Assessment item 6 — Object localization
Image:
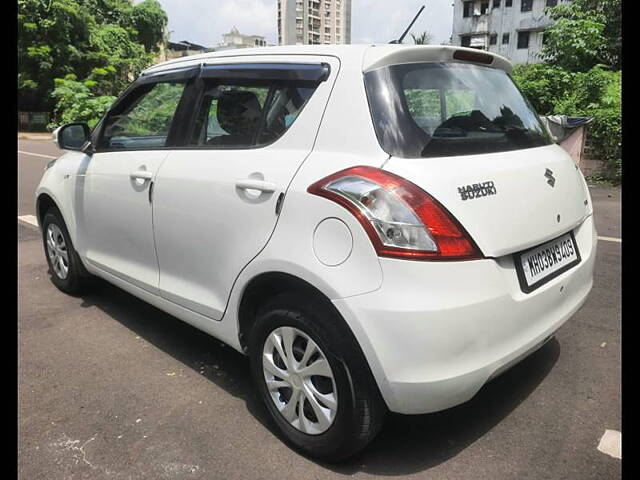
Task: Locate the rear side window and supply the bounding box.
[99,81,186,150]
[364,62,551,158]
[189,79,317,148]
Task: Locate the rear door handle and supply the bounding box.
[130,170,154,181]
[235,179,277,193]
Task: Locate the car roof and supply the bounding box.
[142,44,513,77]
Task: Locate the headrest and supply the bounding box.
[217,91,262,137]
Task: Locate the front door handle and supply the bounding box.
[235,179,277,193]
[130,170,154,181]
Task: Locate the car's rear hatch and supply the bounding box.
[363,46,590,258]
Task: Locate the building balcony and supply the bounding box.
[457,15,489,35]
[517,15,553,32]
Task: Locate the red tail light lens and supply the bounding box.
[308,166,483,261]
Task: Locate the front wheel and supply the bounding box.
[41,207,96,295]
[249,293,386,461]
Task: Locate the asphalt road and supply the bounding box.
[18,139,621,479]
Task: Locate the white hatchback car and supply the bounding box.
[36,44,596,460]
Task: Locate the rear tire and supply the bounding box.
[41,207,97,295]
[249,292,386,462]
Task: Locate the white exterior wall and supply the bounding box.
[278,0,351,45]
[451,0,570,65]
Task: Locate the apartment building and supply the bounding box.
[278,0,351,45]
[452,0,571,64]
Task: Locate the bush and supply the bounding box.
[511,64,574,115]
[512,65,621,183]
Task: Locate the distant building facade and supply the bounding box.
[452,0,571,64]
[217,27,268,50]
[278,0,351,45]
[159,40,207,61]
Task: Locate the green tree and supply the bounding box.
[18,0,95,111]
[540,5,606,72]
[541,0,620,71]
[49,74,117,129]
[131,0,169,53]
[18,0,168,114]
[411,32,432,45]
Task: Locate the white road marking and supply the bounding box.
[18,215,39,227]
[18,150,56,159]
[598,236,622,243]
[597,429,621,459]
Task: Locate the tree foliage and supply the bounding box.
[411,31,432,45]
[18,0,167,113]
[541,0,620,71]
[50,75,117,129]
[512,65,621,181]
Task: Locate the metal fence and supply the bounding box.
[18,111,50,132]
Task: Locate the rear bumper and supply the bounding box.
[333,215,597,414]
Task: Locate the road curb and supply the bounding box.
[18,132,52,140]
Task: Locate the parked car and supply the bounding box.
[36,44,597,461]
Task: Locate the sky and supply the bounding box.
[141,0,454,48]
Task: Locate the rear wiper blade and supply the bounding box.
[433,126,468,138]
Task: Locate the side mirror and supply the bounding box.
[53,123,91,151]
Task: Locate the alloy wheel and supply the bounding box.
[46,223,69,280]
[262,326,338,435]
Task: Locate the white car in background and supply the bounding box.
[37,44,596,461]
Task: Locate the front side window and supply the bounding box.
[99,82,186,150]
[190,79,317,148]
[364,62,551,158]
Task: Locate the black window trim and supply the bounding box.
[92,62,330,153]
[177,63,329,152]
[93,66,200,153]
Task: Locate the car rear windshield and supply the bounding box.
[364,62,552,158]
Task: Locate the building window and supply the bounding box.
[521,0,533,12]
[493,0,501,7]
[502,32,510,44]
[463,1,473,17]
[489,34,497,45]
[481,2,489,14]
[546,0,558,6]
[517,31,530,48]
[461,35,471,47]
[506,0,513,6]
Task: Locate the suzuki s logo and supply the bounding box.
[545,168,556,187]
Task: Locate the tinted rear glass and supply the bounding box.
[364,63,552,158]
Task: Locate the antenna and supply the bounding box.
[390,5,426,44]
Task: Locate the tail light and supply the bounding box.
[307,166,482,261]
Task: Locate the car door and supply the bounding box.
[152,58,338,319]
[80,73,192,293]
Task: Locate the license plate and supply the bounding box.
[514,231,581,293]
